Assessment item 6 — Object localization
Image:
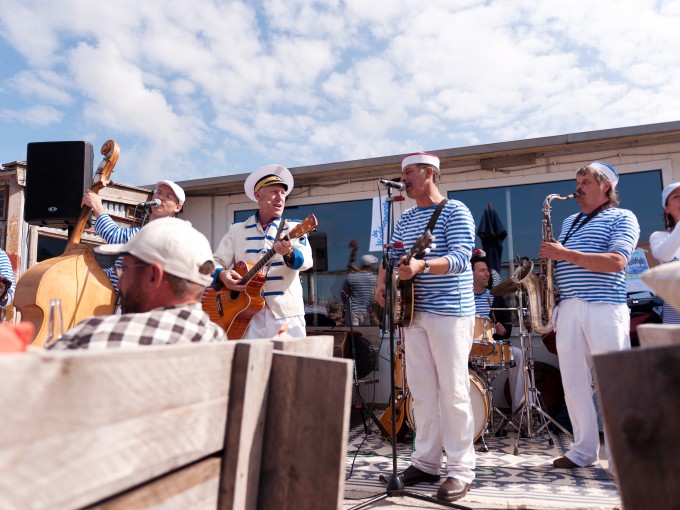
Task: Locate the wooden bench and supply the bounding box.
[0,335,352,510]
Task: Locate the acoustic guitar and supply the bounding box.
[392,231,433,327]
[203,214,318,339]
[15,141,119,347]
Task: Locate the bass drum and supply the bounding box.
[406,370,489,441]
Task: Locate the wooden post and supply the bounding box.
[593,345,680,509]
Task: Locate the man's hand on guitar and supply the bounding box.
[397,256,425,281]
[219,269,246,292]
[273,239,293,257]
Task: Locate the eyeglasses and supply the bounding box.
[115,263,148,278]
[153,189,177,202]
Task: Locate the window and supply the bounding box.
[449,170,663,279]
[0,186,7,221]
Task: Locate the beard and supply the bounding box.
[119,288,144,314]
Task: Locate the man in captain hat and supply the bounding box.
[212,164,313,338]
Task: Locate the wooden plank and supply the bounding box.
[91,457,221,509]
[219,341,273,510]
[592,345,680,510]
[637,324,680,348]
[0,343,235,510]
[257,352,353,510]
[271,335,334,358]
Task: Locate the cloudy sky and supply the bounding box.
[1,0,679,185]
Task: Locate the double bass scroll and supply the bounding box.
[15,141,120,347]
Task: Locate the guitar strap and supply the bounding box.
[262,218,287,278]
[415,199,447,259]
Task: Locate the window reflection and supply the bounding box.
[449,170,662,280]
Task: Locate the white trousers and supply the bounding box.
[244,306,307,339]
[405,312,476,483]
[554,298,630,470]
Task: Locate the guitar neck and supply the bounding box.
[241,248,277,285]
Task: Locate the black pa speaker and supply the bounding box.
[25,141,94,227]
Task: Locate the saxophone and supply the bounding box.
[513,192,578,334]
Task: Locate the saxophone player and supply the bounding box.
[538,162,639,476]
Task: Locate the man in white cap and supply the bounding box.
[538,161,639,475]
[48,217,226,349]
[212,164,313,338]
[82,180,185,289]
[342,253,379,326]
[374,152,477,502]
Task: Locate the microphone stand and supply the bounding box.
[350,185,471,510]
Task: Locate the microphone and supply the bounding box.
[138,199,162,207]
[379,179,406,191]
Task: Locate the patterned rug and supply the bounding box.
[344,419,621,510]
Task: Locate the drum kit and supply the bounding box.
[388,273,571,454]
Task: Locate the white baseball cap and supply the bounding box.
[361,254,378,267]
[661,182,680,208]
[157,180,186,205]
[96,217,213,286]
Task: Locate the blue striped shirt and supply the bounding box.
[554,207,640,304]
[474,289,491,317]
[391,200,475,316]
[0,249,15,308]
[94,214,141,288]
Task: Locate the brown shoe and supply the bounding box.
[436,477,471,502]
[398,465,440,486]
[553,456,581,469]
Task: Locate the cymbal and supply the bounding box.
[490,278,519,296]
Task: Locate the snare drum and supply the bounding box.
[480,340,514,369]
[405,370,489,441]
[469,315,494,357]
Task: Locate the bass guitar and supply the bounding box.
[15,141,119,347]
[393,231,433,327]
[203,214,318,339]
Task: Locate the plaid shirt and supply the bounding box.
[47,303,226,350]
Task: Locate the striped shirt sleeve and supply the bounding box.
[0,249,15,307]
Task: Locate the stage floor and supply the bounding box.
[343,419,620,510]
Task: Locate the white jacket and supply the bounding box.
[213,214,313,319]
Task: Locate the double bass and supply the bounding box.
[15,141,120,347]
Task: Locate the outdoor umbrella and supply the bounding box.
[477,203,507,273]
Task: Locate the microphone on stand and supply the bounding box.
[138,199,162,208]
[379,179,406,191]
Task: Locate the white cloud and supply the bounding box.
[1,0,679,182]
[0,105,64,126]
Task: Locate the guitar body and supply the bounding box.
[203,261,266,340]
[378,389,410,441]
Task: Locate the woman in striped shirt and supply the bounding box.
[539,161,639,476]
[649,182,680,324]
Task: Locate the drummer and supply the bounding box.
[471,253,527,416]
